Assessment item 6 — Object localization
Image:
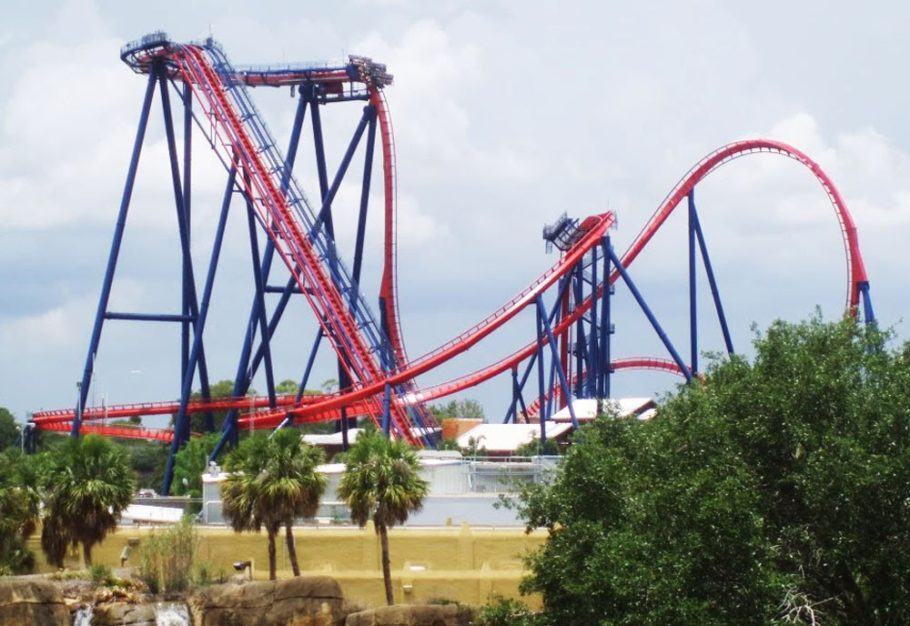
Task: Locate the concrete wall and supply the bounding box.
[201,458,553,527]
[26,523,546,608]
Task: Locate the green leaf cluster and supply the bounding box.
[337,427,429,531]
[516,318,910,625]
[0,450,41,574]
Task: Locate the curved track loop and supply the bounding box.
[620,139,868,308]
[371,139,871,410]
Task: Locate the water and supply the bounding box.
[72,605,93,625]
[155,602,190,626]
[72,602,189,626]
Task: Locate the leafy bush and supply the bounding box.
[192,561,226,587]
[137,518,197,593]
[89,563,114,585]
[515,436,559,457]
[0,450,42,574]
[475,595,537,626]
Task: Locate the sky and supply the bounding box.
[1,0,909,425]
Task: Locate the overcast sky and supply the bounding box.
[2,0,909,424]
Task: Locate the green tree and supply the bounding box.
[0,408,20,451]
[172,433,220,498]
[221,430,326,579]
[0,450,42,573]
[338,427,428,605]
[186,379,255,434]
[126,442,168,491]
[429,399,485,421]
[514,317,910,625]
[40,435,136,567]
[275,379,299,395]
[515,436,559,457]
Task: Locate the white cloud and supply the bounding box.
[354,19,539,184]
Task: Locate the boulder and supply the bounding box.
[190,576,346,626]
[0,578,70,625]
[345,604,475,626]
[93,601,158,625]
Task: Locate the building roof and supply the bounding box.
[302,428,363,447]
[121,504,185,524]
[551,397,655,421]
[456,423,573,453]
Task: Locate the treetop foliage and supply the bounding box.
[515,317,910,625]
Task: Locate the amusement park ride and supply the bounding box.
[27,33,876,494]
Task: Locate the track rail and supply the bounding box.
[620,139,868,308]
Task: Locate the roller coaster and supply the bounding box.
[27,33,875,494]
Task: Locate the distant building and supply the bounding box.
[456,423,573,456]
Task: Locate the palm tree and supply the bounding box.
[266,429,325,576]
[41,435,135,567]
[338,427,428,605]
[221,430,326,579]
[0,450,42,574]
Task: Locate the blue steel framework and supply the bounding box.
[504,187,876,443]
[69,54,404,494]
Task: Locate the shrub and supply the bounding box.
[192,561,226,587]
[137,518,197,593]
[89,563,114,586]
[475,595,537,626]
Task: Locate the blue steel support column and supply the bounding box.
[606,245,693,382]
[515,377,529,421]
[163,167,236,494]
[310,108,373,253]
[859,282,875,324]
[504,367,530,424]
[508,366,520,423]
[338,108,378,449]
[587,246,599,398]
[543,281,566,420]
[502,277,573,423]
[352,111,378,290]
[536,295,578,428]
[282,92,308,192]
[544,353,557,423]
[689,192,734,355]
[308,83,330,202]
[182,83,214,431]
[159,72,213,425]
[73,71,157,436]
[310,100,374,444]
[535,306,547,444]
[688,190,698,374]
[181,82,192,392]
[270,327,325,433]
[573,263,584,398]
[216,91,309,453]
[601,237,612,399]
[244,194,277,408]
[381,383,392,436]
[596,242,609,398]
